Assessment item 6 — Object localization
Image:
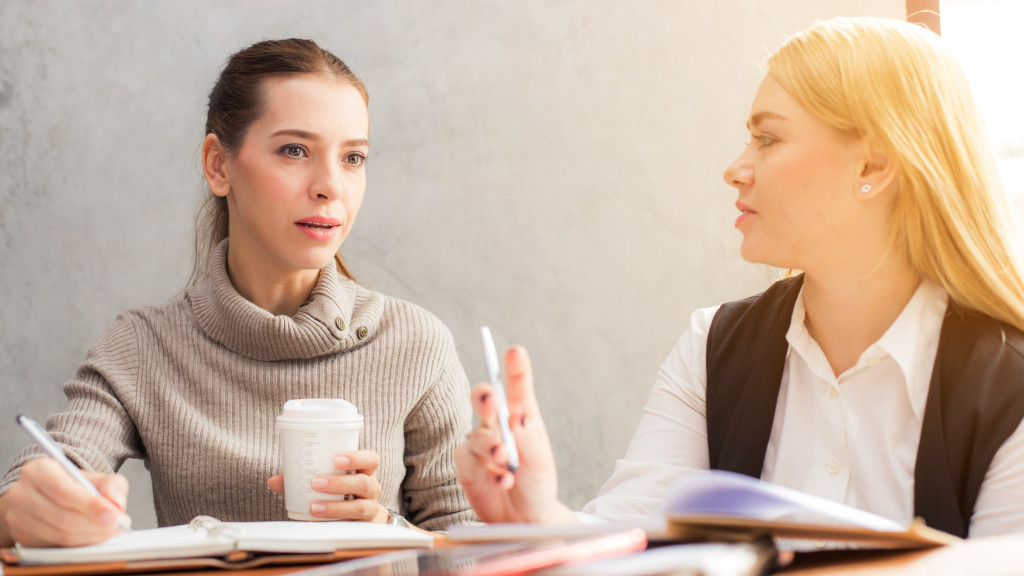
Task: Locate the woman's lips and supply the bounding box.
[734,202,756,228]
[295,216,342,241]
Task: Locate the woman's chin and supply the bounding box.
[738,243,789,270]
[738,242,763,265]
[296,243,346,270]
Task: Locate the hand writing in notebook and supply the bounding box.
[266,449,388,523]
[0,458,131,547]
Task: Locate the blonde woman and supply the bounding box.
[456,17,1024,538]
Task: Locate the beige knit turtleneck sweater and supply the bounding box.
[1,241,476,531]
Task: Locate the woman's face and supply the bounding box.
[722,74,868,271]
[219,75,369,275]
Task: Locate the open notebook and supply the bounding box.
[663,470,960,549]
[0,515,434,574]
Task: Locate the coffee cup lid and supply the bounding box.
[277,398,363,426]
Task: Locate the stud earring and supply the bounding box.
[861,184,872,194]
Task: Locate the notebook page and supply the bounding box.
[663,470,906,531]
[14,524,235,565]
[227,520,434,553]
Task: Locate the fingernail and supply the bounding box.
[311,503,326,515]
[312,477,327,490]
[100,511,117,526]
[335,455,350,468]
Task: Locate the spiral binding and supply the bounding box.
[188,515,244,542]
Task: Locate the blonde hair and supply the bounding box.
[769,17,1024,332]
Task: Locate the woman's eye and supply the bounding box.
[282,145,307,158]
[749,134,775,149]
[344,152,367,167]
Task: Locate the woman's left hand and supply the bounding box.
[268,450,389,523]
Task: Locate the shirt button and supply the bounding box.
[815,539,828,549]
[335,317,346,331]
[826,387,839,400]
[356,326,369,340]
[827,459,841,474]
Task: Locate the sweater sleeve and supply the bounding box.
[400,332,478,531]
[0,313,145,495]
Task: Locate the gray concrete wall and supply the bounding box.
[0,0,903,529]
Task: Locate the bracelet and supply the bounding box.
[386,508,411,529]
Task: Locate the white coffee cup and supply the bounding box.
[277,398,364,521]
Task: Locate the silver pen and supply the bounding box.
[480,326,520,472]
[16,414,133,533]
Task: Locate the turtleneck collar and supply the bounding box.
[187,240,374,361]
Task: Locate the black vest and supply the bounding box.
[705,275,1024,537]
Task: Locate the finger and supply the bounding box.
[24,460,121,522]
[88,472,130,512]
[4,498,105,547]
[454,443,516,503]
[13,462,121,546]
[470,382,498,423]
[311,472,380,500]
[309,498,381,522]
[456,434,516,486]
[6,477,74,544]
[267,474,284,494]
[504,346,537,411]
[465,425,509,469]
[334,450,379,475]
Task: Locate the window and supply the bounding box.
[942,0,1024,227]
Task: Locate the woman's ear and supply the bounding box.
[857,144,897,199]
[202,134,231,198]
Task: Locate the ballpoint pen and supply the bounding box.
[15,414,133,533]
[480,326,520,472]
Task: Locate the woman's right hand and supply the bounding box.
[0,458,130,547]
[454,346,578,524]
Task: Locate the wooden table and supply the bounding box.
[782,533,1024,575]
[4,534,1023,576]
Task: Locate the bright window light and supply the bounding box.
[942,0,1024,230]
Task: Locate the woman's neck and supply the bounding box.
[225,246,321,317]
[801,255,921,377]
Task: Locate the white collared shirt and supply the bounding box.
[581,280,1024,537]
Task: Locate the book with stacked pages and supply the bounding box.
[662,470,960,549]
[0,515,434,575]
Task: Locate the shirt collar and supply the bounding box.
[875,279,948,419]
[785,279,948,419]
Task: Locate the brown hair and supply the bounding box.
[190,38,368,286]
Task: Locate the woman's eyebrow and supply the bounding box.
[269,129,369,148]
[746,111,787,131]
[271,128,320,140]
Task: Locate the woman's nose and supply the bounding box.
[723,153,753,189]
[310,161,344,200]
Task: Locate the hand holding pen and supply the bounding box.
[480,326,520,472]
[2,415,132,547]
[454,335,579,525]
